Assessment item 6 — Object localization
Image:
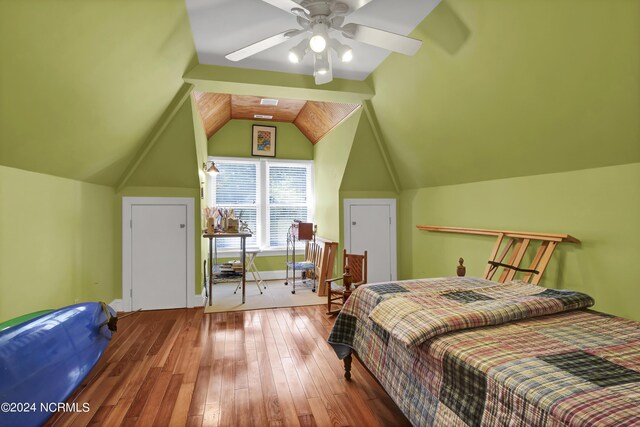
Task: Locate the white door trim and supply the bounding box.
[343,198,397,281]
[122,197,195,312]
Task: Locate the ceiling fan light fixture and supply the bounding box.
[288,39,309,63]
[310,23,328,53]
[332,40,353,62]
[314,52,330,75]
[341,48,353,62]
[288,51,300,63]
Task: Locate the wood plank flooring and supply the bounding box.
[46,305,411,427]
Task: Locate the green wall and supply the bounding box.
[400,163,640,321]
[209,120,313,160]
[335,113,400,274]
[125,102,199,189]
[340,114,396,193]
[0,0,196,185]
[115,97,203,297]
[368,0,640,189]
[313,110,362,242]
[0,165,116,322]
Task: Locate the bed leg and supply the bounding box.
[344,354,352,380]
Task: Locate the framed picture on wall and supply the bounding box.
[252,125,276,157]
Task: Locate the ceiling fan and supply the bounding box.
[225,0,423,85]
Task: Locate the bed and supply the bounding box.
[328,277,640,426]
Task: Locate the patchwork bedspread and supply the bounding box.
[328,277,640,426]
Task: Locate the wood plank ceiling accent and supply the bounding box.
[230,95,307,122]
[193,91,361,144]
[193,92,231,139]
[294,101,360,144]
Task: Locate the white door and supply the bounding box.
[345,199,397,283]
[131,204,188,310]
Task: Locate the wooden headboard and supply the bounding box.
[417,225,580,284]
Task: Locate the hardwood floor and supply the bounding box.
[46,305,411,427]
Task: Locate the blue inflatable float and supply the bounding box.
[0,302,116,427]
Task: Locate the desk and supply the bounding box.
[203,232,252,305]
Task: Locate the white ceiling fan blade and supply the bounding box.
[260,0,309,15]
[342,23,422,56]
[338,0,374,14]
[225,29,304,62]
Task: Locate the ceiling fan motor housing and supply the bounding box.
[301,1,335,18]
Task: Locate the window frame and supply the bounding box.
[208,156,315,255]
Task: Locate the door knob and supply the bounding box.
[352,221,356,225]
[180,224,186,229]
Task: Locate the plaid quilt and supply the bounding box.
[328,277,640,426]
[369,280,594,346]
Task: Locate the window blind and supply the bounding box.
[209,158,313,252]
[268,165,309,248]
[213,162,258,249]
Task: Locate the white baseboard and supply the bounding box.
[109,299,124,312]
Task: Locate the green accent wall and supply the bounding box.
[209,120,313,160]
[114,94,203,297]
[400,163,640,321]
[369,0,640,189]
[340,115,396,193]
[0,0,196,185]
[313,110,362,242]
[336,113,400,274]
[126,102,199,189]
[0,165,116,322]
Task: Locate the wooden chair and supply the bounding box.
[326,250,368,315]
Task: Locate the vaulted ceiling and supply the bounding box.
[0,0,197,186]
[1,0,637,191]
[193,92,360,144]
[369,0,640,189]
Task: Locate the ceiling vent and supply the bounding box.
[259,98,279,106]
[254,114,273,119]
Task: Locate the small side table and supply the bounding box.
[204,232,252,305]
[235,250,266,295]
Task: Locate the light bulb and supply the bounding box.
[309,35,327,53]
[289,39,308,64]
[332,40,353,63]
[341,48,353,62]
[288,51,300,63]
[310,23,328,53]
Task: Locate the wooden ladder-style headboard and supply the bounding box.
[416,226,580,284]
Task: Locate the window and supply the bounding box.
[208,158,314,252]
